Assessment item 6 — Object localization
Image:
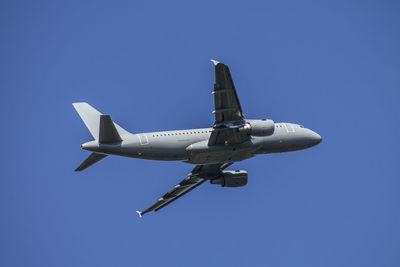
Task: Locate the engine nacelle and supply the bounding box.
[238,119,275,136]
[210,170,248,187]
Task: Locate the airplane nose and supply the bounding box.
[309,131,322,146]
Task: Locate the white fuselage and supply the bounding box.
[82,122,321,165]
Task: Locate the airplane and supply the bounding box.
[73,60,322,217]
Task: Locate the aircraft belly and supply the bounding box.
[257,130,312,154]
[133,145,188,161]
[186,139,261,164]
[187,150,255,164]
[98,136,189,161]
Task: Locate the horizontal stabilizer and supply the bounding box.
[75,152,107,171]
[99,115,122,143]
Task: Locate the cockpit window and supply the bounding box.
[299,125,304,128]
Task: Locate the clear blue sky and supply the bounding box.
[1,1,399,266]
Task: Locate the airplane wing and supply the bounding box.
[136,163,232,217]
[208,60,250,145]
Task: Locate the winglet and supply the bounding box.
[210,59,220,66]
[136,210,143,218]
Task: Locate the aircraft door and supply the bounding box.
[284,123,295,133]
[137,134,149,145]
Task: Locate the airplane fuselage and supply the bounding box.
[82,121,321,165]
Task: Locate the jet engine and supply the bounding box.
[210,170,248,187]
[238,119,275,136]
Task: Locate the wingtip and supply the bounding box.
[210,59,220,66]
[136,210,143,218]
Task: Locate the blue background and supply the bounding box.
[1,1,399,266]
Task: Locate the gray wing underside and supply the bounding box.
[208,60,249,146]
[212,61,244,124]
[137,163,232,217]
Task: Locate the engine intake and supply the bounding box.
[238,119,275,136]
[211,170,248,187]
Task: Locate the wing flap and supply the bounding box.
[154,177,205,212]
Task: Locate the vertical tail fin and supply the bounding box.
[72,102,130,140]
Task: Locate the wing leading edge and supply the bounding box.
[136,163,232,217]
